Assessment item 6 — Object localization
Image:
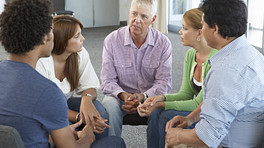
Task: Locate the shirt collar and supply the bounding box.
[124,26,155,48]
[208,34,247,65]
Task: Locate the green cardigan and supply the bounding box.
[164,48,218,111]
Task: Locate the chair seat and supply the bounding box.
[52,10,74,16]
[122,113,148,125]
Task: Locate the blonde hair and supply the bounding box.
[130,0,157,18]
[183,8,203,30]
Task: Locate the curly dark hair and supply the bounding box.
[0,0,53,54]
[199,0,247,38]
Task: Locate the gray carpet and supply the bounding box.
[0,26,263,148]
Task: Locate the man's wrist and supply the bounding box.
[118,92,127,101]
[76,113,80,122]
[176,128,183,145]
[143,93,148,101]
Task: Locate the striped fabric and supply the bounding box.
[195,35,264,148]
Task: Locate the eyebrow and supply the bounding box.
[74,32,80,36]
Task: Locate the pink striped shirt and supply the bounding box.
[100,26,172,98]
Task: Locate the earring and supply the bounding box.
[196,38,200,41]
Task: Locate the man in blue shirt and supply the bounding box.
[0,0,125,148]
[165,0,264,147]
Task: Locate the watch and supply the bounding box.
[85,93,93,98]
[143,93,148,101]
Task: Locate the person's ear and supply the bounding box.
[151,15,157,24]
[197,29,203,38]
[214,24,219,35]
[42,35,48,45]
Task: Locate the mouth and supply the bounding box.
[132,25,140,29]
[180,37,183,42]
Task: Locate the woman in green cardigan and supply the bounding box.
[137,8,218,148]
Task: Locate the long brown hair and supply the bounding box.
[52,15,83,91]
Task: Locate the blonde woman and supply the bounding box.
[138,8,218,148]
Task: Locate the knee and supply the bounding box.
[93,100,108,120]
[108,136,126,148]
[149,108,163,121]
[102,96,122,116]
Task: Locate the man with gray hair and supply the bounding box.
[100,0,172,137]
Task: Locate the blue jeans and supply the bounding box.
[91,136,126,148]
[50,136,126,148]
[147,108,195,148]
[102,95,127,136]
[67,97,109,140]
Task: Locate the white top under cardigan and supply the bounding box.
[36,47,100,100]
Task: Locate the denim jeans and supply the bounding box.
[50,136,126,148]
[67,97,109,140]
[102,95,127,137]
[147,108,194,148]
[91,136,126,148]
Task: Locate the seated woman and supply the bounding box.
[36,15,109,140]
[137,8,218,148]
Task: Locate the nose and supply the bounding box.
[179,28,182,34]
[81,34,85,41]
[135,15,142,23]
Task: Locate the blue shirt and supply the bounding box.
[0,60,69,148]
[195,35,264,148]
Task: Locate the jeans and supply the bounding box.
[67,97,109,140]
[147,108,194,148]
[102,95,127,137]
[50,136,126,148]
[91,136,126,148]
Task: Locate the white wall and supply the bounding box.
[119,0,128,22]
[0,0,5,14]
[65,0,93,28]
[66,0,119,28]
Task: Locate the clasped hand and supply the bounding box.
[121,93,144,114]
[80,98,110,134]
[137,95,165,117]
[165,115,191,147]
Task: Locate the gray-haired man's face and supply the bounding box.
[128,2,155,38]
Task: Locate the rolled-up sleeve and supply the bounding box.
[196,67,246,147]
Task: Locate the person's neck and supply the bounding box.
[216,36,237,51]
[193,40,211,56]
[130,30,148,49]
[52,51,71,63]
[7,51,39,68]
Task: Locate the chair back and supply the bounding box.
[50,0,65,11]
[0,125,25,148]
[50,0,74,16]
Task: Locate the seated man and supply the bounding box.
[0,0,125,148]
[100,0,172,137]
[165,0,264,147]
